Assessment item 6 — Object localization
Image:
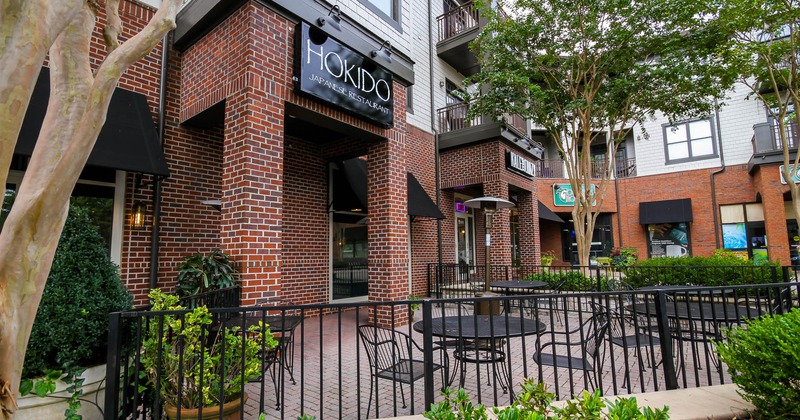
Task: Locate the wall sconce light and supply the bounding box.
[317,5,342,31]
[371,40,392,63]
[131,202,147,229]
[439,80,445,88]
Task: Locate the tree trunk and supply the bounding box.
[0,1,182,417]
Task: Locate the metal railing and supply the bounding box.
[437,1,480,43]
[333,264,368,299]
[437,103,526,135]
[752,121,800,154]
[105,277,800,419]
[534,157,637,179]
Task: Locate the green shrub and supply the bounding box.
[716,309,800,419]
[525,270,612,291]
[23,206,133,377]
[424,379,669,419]
[621,250,778,288]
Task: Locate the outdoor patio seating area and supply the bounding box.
[105,271,800,419]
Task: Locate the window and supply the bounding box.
[406,85,413,114]
[663,119,717,163]
[720,203,767,263]
[360,0,401,29]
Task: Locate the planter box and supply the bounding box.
[16,364,106,420]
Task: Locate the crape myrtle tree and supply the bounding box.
[464,0,737,267]
[0,0,182,417]
[718,0,800,235]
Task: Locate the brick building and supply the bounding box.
[9,0,800,317]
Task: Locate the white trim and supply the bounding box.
[111,171,125,264]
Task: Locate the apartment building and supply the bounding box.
[9,0,795,316]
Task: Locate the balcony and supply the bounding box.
[436,2,481,76]
[749,121,799,170]
[535,157,637,179]
[437,102,540,157]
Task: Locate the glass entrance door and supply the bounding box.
[456,212,475,279]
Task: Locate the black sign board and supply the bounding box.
[505,150,535,178]
[294,22,394,127]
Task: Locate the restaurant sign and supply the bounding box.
[553,183,597,207]
[294,22,394,127]
[505,150,535,178]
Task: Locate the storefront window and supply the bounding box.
[2,168,120,259]
[720,203,767,262]
[647,222,690,258]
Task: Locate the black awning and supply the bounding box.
[538,201,564,223]
[408,172,445,220]
[14,67,170,177]
[639,198,693,224]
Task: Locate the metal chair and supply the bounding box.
[533,313,610,390]
[589,300,659,389]
[254,298,301,385]
[358,325,448,418]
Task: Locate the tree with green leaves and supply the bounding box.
[717,0,800,234]
[465,0,737,267]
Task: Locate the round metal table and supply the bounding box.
[413,314,546,339]
[413,315,546,392]
[490,280,549,292]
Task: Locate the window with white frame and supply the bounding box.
[663,118,717,163]
[360,0,400,28]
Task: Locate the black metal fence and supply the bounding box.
[105,279,800,419]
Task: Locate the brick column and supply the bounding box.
[517,190,540,266]
[367,133,409,326]
[221,85,284,305]
[483,180,513,276]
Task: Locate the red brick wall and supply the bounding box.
[406,125,440,297]
[439,140,540,271]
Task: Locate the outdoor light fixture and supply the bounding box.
[317,4,342,31]
[201,200,222,211]
[370,40,393,63]
[464,196,515,315]
[131,202,147,229]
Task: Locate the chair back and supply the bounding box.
[358,325,413,375]
[583,313,610,364]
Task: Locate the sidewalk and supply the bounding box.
[389,384,754,420]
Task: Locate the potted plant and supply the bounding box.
[540,250,556,268]
[142,290,278,419]
[408,296,422,322]
[176,249,238,296]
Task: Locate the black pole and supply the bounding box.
[654,291,678,389]
[420,299,436,410]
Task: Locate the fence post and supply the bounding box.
[782,265,790,283]
[654,291,678,390]
[105,312,123,419]
[421,299,436,411]
[772,265,779,283]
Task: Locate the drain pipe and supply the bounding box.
[430,0,443,291]
[710,99,726,249]
[149,35,169,290]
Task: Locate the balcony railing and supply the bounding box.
[437,1,480,43]
[752,121,799,154]
[535,157,636,179]
[437,102,526,135]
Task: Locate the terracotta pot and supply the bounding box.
[164,393,247,420]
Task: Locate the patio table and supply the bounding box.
[490,280,549,313]
[413,315,545,393]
